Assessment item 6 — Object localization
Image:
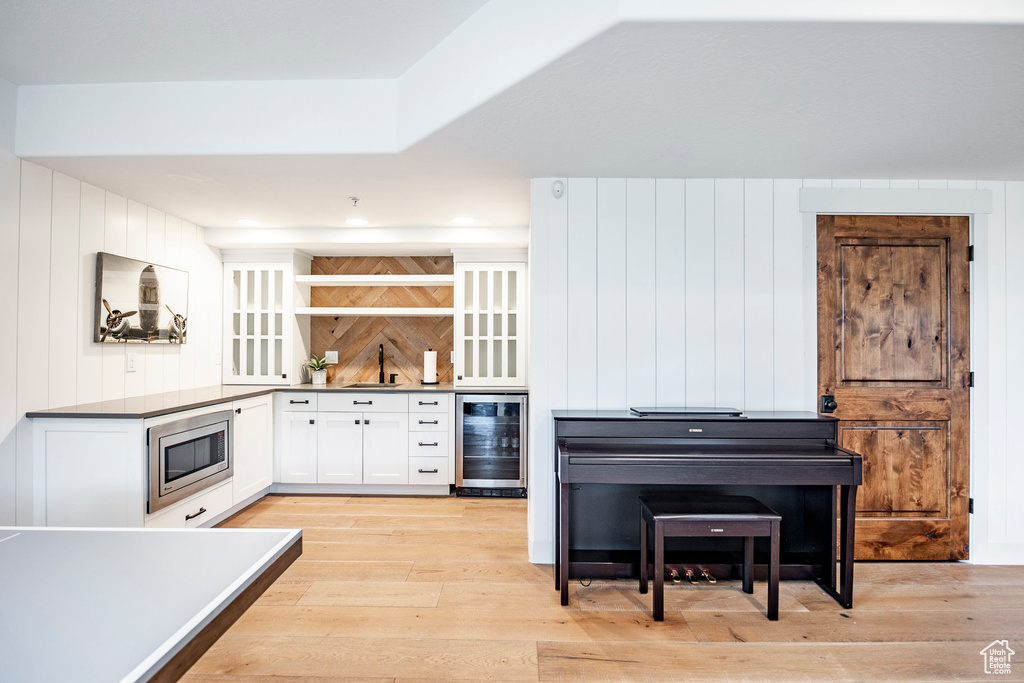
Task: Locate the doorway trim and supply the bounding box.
[798,186,995,563]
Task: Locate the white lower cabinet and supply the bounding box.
[361,413,409,485]
[232,394,273,503]
[279,410,318,483]
[275,392,448,488]
[144,481,234,529]
[317,413,363,483]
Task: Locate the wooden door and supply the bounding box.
[817,215,970,560]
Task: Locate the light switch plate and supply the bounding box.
[325,351,339,364]
[125,353,138,373]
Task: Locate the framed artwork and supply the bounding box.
[94,252,189,344]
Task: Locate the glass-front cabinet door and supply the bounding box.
[223,263,290,384]
[454,262,527,387]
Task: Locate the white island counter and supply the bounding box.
[0,526,301,682]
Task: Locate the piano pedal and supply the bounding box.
[700,567,717,584]
[669,568,682,584]
[683,567,699,585]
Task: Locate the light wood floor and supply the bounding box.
[184,495,1024,682]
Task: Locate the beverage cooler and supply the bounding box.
[456,394,528,497]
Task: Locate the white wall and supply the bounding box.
[5,159,223,525]
[0,78,20,525]
[529,177,1024,565]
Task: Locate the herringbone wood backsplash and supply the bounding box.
[310,256,454,384]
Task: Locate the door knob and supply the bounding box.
[820,395,838,413]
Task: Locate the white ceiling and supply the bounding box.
[3,3,1023,240]
[0,0,490,83]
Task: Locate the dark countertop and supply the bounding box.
[27,383,528,419]
[552,409,835,421]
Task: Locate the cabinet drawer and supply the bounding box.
[409,412,448,432]
[409,431,448,457]
[408,394,449,413]
[144,482,233,529]
[280,392,318,411]
[409,456,448,484]
[319,392,408,413]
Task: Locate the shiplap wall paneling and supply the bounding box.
[684,179,715,407]
[714,179,745,409]
[178,221,198,391]
[101,193,128,402]
[654,179,686,407]
[625,179,657,409]
[1004,182,1024,542]
[527,179,549,557]
[125,199,148,398]
[566,178,597,410]
[0,130,19,525]
[162,215,182,393]
[743,179,774,409]
[596,179,626,409]
[526,178,566,556]
[16,161,52,523]
[145,207,165,397]
[76,183,105,406]
[773,179,804,410]
[48,172,80,411]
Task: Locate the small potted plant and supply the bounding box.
[305,355,329,385]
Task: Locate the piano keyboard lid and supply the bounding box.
[629,406,744,418]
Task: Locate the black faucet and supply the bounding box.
[378,343,385,384]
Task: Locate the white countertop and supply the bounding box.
[0,526,301,683]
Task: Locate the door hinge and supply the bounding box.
[968,245,974,261]
[969,498,974,514]
[969,371,975,387]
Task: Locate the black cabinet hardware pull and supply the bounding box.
[185,507,207,521]
[355,419,360,425]
[309,419,315,425]
[235,408,241,414]
[419,400,438,406]
[418,441,439,447]
[418,419,438,425]
[418,468,439,474]
[354,400,372,405]
[364,420,370,425]
[290,399,309,405]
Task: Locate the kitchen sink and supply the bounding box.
[344,382,404,389]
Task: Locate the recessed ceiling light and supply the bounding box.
[452,216,475,225]
[237,218,263,227]
[345,218,370,227]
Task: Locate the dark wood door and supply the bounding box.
[817,215,970,560]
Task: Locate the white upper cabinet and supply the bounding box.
[222,250,311,385]
[455,262,527,386]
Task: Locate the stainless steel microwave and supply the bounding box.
[147,410,233,513]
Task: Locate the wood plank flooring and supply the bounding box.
[184,495,1024,682]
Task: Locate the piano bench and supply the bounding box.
[638,494,781,621]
